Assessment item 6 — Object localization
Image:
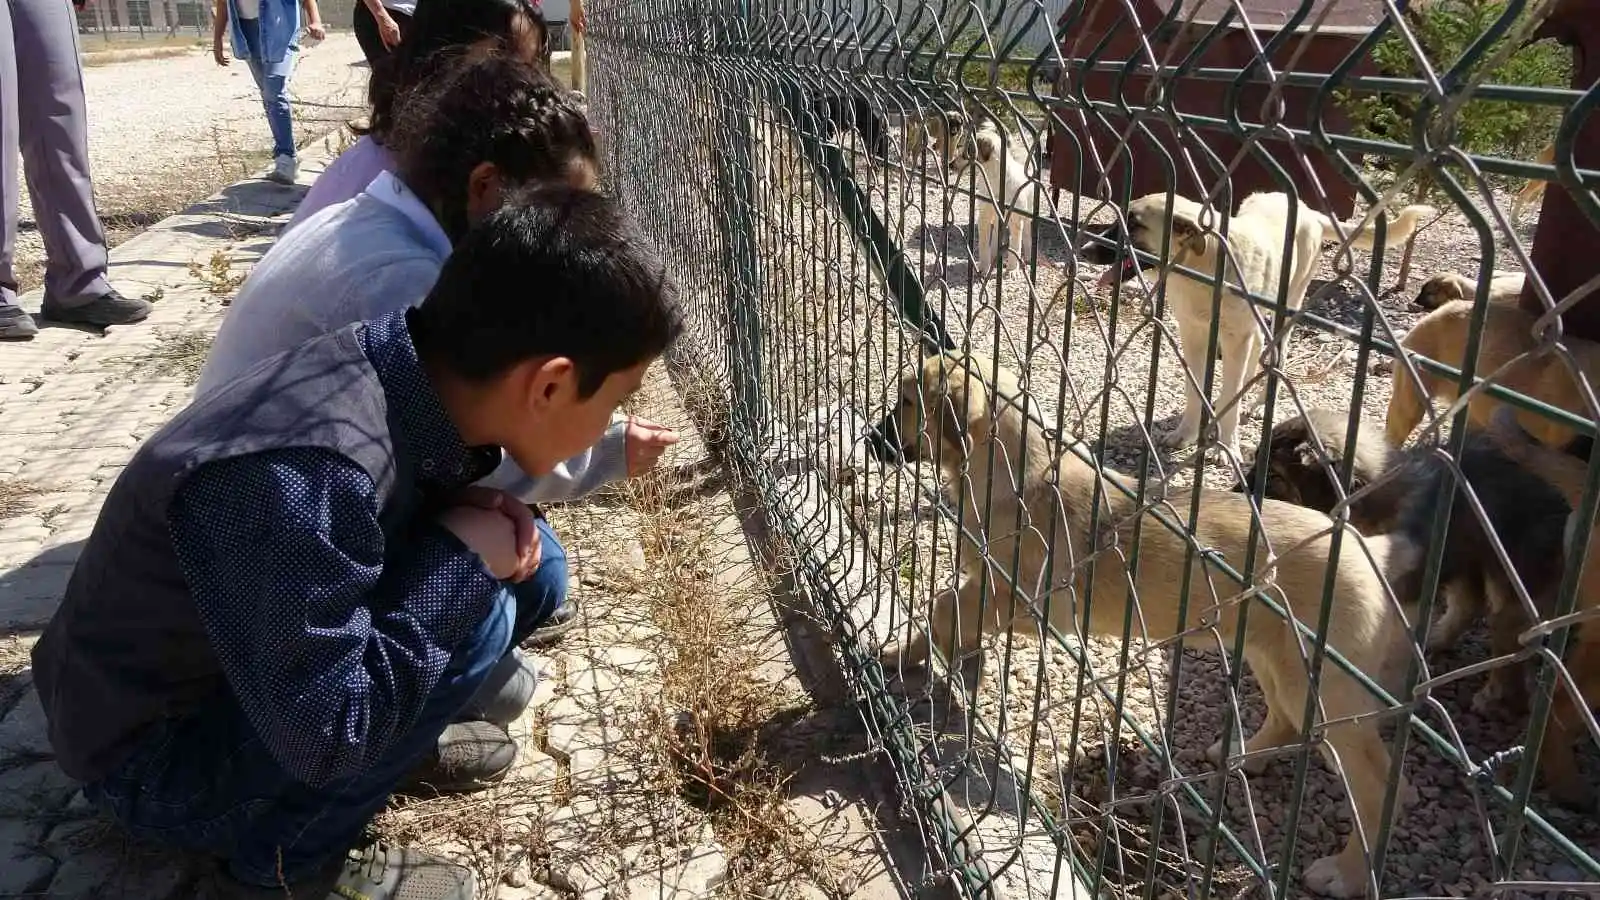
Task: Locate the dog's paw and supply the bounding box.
[1158,422,1200,450]
[1302,853,1365,898]
[1470,674,1527,717]
[877,640,926,676]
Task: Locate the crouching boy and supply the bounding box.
[30,186,681,900]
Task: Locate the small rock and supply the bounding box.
[620,539,648,573]
[503,866,529,888]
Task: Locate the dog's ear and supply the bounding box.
[1168,210,1209,257]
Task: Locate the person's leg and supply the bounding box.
[83,588,517,892]
[351,1,386,68]
[261,52,298,162]
[453,518,571,726]
[11,0,147,325]
[0,0,36,338]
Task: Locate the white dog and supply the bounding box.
[1084,192,1436,458]
[949,121,1047,279]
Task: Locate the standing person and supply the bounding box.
[211,0,325,185]
[288,0,546,232]
[1,0,152,340]
[352,0,409,67]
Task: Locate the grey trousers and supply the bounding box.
[0,0,112,307]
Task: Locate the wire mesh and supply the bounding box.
[584,0,1600,896]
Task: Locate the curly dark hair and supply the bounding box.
[386,48,596,242]
[358,0,548,144]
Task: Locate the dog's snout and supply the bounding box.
[1078,221,1123,266]
[867,413,904,463]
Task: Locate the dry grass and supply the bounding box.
[81,43,202,67]
[0,479,43,522]
[615,466,850,897]
[106,329,214,386]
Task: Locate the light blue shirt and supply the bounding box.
[197,173,629,503]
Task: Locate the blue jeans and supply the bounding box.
[236,17,296,160]
[82,520,568,887]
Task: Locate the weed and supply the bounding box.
[189,250,247,300]
[141,287,166,304]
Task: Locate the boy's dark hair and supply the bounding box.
[386,49,596,242]
[360,0,547,142]
[411,186,683,398]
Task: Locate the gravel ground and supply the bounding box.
[11,33,367,295]
[716,115,1600,898]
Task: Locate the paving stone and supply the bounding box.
[0,687,51,760]
[0,760,79,815]
[43,818,194,900]
[600,646,656,675]
[0,562,73,628]
[511,745,561,786]
[14,448,132,490]
[617,843,730,899]
[0,817,54,895]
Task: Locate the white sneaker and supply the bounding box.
[269,154,298,185]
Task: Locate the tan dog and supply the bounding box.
[1484,407,1600,810]
[871,354,1416,898]
[1412,270,1525,311]
[1386,299,1600,451]
[948,121,1045,279]
[1085,192,1437,458]
[1510,141,1556,224]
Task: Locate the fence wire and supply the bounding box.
[585,1,1600,897]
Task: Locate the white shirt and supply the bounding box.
[382,0,418,15]
[236,0,260,18]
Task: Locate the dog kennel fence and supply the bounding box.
[585,0,1600,897]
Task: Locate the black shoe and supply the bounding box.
[41,288,152,328]
[0,303,37,339]
[398,721,516,795]
[198,838,475,899]
[526,594,582,647]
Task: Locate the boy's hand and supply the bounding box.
[213,38,230,66]
[442,488,542,581]
[306,20,326,40]
[624,416,679,476]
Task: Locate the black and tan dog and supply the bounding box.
[1236,408,1571,717]
[870,354,1419,898]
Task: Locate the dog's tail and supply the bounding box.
[1336,203,1439,252]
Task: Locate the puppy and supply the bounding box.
[948,121,1045,279]
[872,354,1415,898]
[800,92,890,161]
[1412,270,1525,311]
[905,108,969,160]
[1510,141,1556,224]
[1083,192,1436,458]
[1484,406,1600,811]
[1386,298,1600,452]
[1236,408,1571,713]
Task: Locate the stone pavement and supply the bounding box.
[0,140,921,897]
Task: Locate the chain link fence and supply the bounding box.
[585,0,1599,896]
